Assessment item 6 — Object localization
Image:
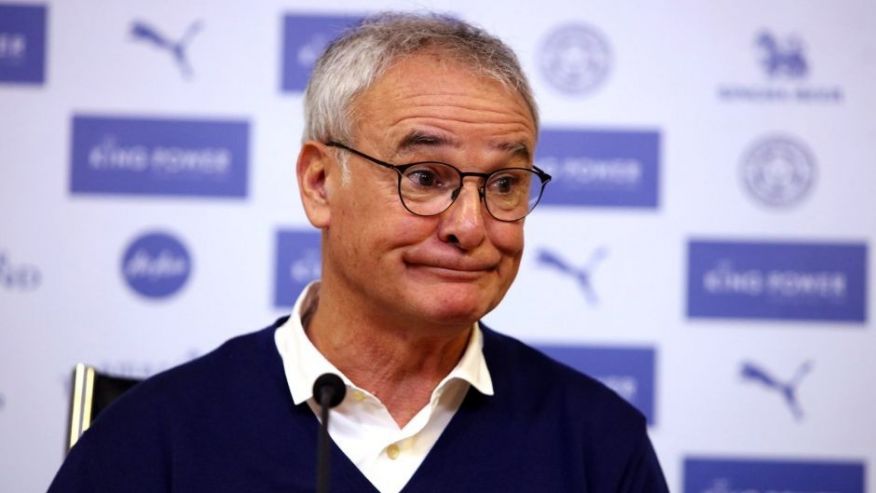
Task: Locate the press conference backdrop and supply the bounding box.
[1,1,873,491]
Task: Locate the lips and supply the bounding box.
[402,254,499,280]
[419,262,492,276]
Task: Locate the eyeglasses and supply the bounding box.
[326,142,551,222]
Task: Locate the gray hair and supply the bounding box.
[302,12,539,145]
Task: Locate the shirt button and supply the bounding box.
[386,444,400,460]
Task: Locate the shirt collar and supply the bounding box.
[439,319,493,397]
[274,282,494,406]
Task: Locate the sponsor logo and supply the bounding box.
[536,129,660,208]
[122,231,191,299]
[741,360,813,420]
[687,240,867,322]
[756,31,807,79]
[130,19,203,78]
[536,247,607,305]
[538,23,611,96]
[274,230,321,307]
[717,30,843,104]
[741,135,816,208]
[536,345,656,424]
[0,4,46,84]
[70,115,249,198]
[281,14,362,92]
[0,250,41,290]
[684,457,865,493]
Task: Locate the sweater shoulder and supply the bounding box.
[147,321,281,390]
[51,319,304,492]
[83,319,286,430]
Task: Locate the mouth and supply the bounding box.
[404,261,498,281]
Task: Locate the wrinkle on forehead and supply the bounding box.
[391,90,533,123]
[348,52,537,148]
[381,93,536,160]
[396,128,532,162]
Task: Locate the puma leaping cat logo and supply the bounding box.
[536,248,607,305]
[130,20,203,78]
[741,360,813,420]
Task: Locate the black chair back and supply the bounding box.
[67,364,141,451]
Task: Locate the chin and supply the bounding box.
[415,292,498,327]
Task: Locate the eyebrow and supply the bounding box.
[493,141,532,163]
[395,130,532,163]
[396,130,459,154]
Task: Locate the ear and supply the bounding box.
[296,140,334,228]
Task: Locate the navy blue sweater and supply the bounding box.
[50,319,668,492]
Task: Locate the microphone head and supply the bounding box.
[313,373,346,409]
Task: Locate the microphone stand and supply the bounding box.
[313,373,346,493]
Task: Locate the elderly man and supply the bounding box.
[51,13,668,493]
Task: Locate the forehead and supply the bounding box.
[349,51,537,151]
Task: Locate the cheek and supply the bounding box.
[379,215,437,253]
[490,222,525,259]
[333,176,409,233]
[348,201,436,259]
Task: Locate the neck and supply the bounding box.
[305,283,472,427]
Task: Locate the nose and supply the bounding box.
[437,180,487,250]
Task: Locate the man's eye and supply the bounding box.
[405,164,455,189]
[408,169,440,187]
[488,174,518,194]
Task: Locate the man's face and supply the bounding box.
[320,51,537,331]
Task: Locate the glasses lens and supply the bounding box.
[399,162,459,215]
[484,169,542,221]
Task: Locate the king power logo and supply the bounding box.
[687,240,867,322]
[740,360,813,421]
[537,345,656,425]
[130,19,203,79]
[684,457,865,493]
[70,115,249,198]
[536,247,606,305]
[536,129,660,208]
[718,30,843,104]
[0,4,46,84]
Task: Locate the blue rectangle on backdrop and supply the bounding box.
[536,345,656,424]
[684,457,865,493]
[687,240,867,322]
[0,4,47,84]
[70,115,249,198]
[535,129,660,208]
[281,14,362,92]
[275,230,322,307]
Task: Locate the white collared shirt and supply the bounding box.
[274,283,494,493]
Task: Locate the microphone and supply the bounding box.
[313,373,346,493]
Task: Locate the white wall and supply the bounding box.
[1,1,873,491]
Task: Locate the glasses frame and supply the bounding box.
[325,141,551,222]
